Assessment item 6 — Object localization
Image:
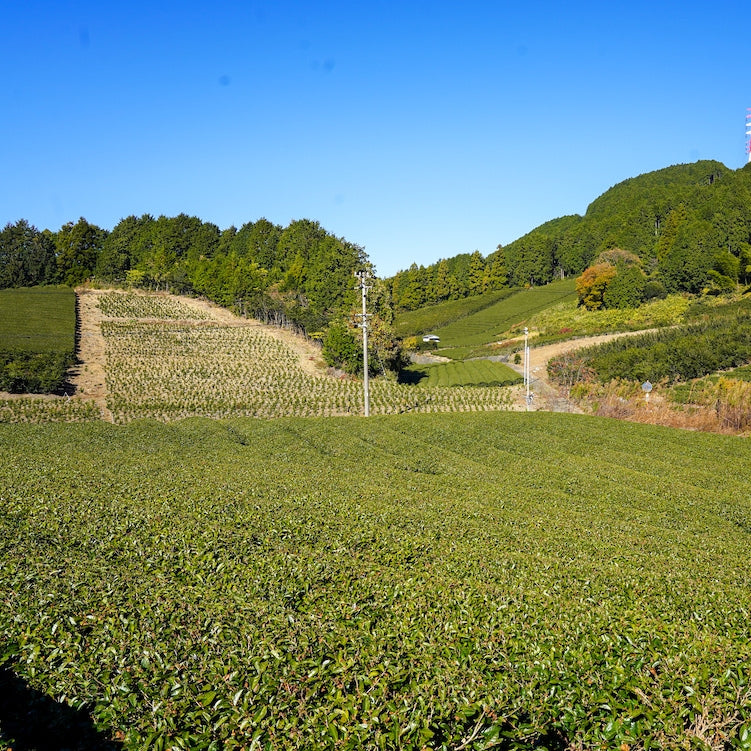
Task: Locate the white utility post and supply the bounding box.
[355,270,371,417]
[523,327,531,410]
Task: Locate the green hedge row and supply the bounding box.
[0,349,74,393]
[0,286,76,393]
[577,311,751,383]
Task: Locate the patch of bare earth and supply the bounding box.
[67,288,112,420]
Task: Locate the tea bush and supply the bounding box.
[2,413,751,748]
[570,312,751,384]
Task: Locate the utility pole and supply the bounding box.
[355,270,371,416]
[523,327,532,410]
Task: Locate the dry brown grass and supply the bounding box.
[571,379,751,436]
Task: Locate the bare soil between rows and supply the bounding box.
[2,288,329,423]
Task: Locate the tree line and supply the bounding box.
[387,251,509,311]
[0,214,404,376]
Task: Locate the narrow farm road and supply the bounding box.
[68,288,113,421]
[506,329,657,411]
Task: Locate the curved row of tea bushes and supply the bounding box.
[2,413,751,747]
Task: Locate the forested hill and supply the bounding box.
[389,160,751,310]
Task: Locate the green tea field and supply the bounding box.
[394,290,519,339]
[429,281,577,349]
[401,358,522,388]
[2,412,751,749]
[0,285,76,393]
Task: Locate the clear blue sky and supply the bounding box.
[3,1,748,277]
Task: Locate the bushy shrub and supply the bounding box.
[0,350,73,393]
[321,320,362,374]
[577,312,751,383]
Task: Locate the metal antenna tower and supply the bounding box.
[746,108,751,163]
[355,270,371,416]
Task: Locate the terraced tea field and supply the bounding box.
[430,280,577,348]
[2,412,751,749]
[0,285,76,394]
[92,290,516,422]
[401,357,521,387]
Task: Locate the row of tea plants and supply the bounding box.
[96,291,211,320]
[97,295,515,422]
[0,396,101,423]
[0,286,76,393]
[2,412,751,748]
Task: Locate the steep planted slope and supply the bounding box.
[90,289,515,421]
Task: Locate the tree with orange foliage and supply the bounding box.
[575,262,617,310]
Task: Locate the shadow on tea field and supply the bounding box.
[0,663,121,750]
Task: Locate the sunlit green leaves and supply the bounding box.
[1,413,751,747]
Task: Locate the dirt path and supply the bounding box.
[66,289,112,420]
[506,329,657,411]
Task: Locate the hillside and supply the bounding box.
[499,160,751,291]
[1,289,522,423]
[427,279,576,348]
[388,160,751,309]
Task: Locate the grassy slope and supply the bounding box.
[2,412,751,748]
[394,289,518,339]
[431,280,577,347]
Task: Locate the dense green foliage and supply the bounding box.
[387,161,751,314]
[499,161,751,292]
[2,413,751,749]
[100,214,367,336]
[1,215,375,351]
[0,220,57,288]
[400,359,522,387]
[389,251,508,312]
[0,286,76,393]
[56,218,108,287]
[562,311,751,384]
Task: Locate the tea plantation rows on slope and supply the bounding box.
[2,412,751,749]
[0,286,76,393]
